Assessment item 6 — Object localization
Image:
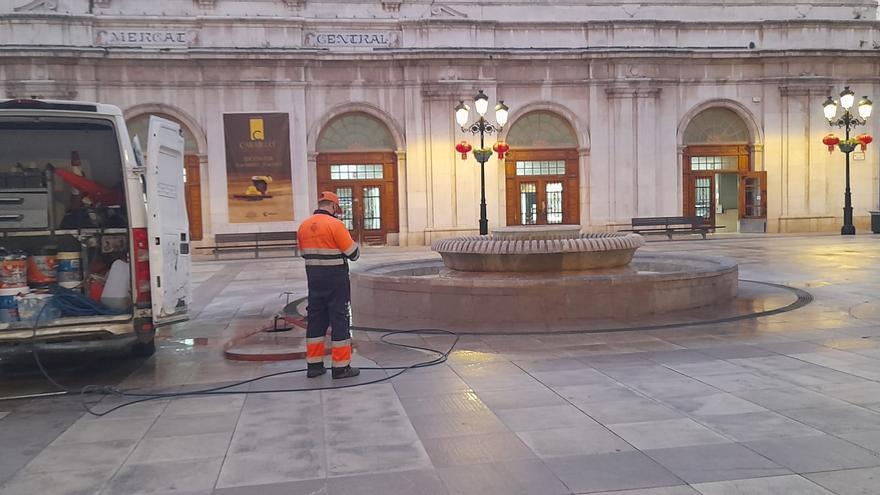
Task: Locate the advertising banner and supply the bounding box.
[223,113,294,223]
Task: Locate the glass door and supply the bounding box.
[692,175,715,223]
[519,182,538,225]
[334,185,385,245]
[739,171,767,219]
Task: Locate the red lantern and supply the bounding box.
[455,141,472,160]
[822,133,840,153]
[492,141,510,159]
[856,134,873,151]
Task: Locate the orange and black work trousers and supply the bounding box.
[305,266,352,368]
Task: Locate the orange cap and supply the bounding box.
[319,191,340,205]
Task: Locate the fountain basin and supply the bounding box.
[350,254,738,333]
[431,229,646,272]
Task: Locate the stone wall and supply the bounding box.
[2,1,879,241]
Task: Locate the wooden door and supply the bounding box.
[739,171,767,219]
[316,152,398,245]
[505,149,579,226]
[183,155,203,241]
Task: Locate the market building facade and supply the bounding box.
[2,0,879,245]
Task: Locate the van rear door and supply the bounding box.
[144,116,191,324]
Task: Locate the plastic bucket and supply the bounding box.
[0,253,27,289]
[101,259,131,311]
[56,251,83,289]
[0,287,24,322]
[27,248,57,288]
[18,293,60,322]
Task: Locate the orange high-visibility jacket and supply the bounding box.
[297,210,360,267]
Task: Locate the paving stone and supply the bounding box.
[643,443,791,483]
[326,440,433,477]
[476,387,568,410]
[554,383,645,404]
[399,391,488,416]
[161,395,246,416]
[696,411,824,442]
[544,451,683,493]
[625,378,721,399]
[744,435,880,473]
[692,474,836,495]
[660,393,767,417]
[421,432,536,467]
[127,431,232,464]
[146,411,240,438]
[528,368,618,386]
[512,358,594,373]
[839,430,880,453]
[437,459,570,495]
[51,416,156,445]
[408,409,508,439]
[23,439,136,473]
[0,466,116,495]
[608,418,731,450]
[103,457,224,494]
[213,479,328,495]
[779,406,880,434]
[805,466,880,495]
[576,397,683,424]
[516,424,634,457]
[588,487,700,495]
[216,449,326,488]
[735,387,850,411]
[495,404,601,432]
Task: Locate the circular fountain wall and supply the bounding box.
[350,227,738,333]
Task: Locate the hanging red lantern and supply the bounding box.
[455,141,472,160]
[856,134,873,151]
[822,133,840,153]
[492,141,510,159]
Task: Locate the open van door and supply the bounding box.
[144,116,191,325]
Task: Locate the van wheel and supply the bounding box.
[131,339,156,358]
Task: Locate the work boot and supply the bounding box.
[332,366,360,379]
[307,362,326,378]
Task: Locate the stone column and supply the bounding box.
[604,85,662,227]
[778,84,833,231]
[394,149,408,246]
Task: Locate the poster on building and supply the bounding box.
[223,113,294,223]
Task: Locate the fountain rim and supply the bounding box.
[351,253,738,285]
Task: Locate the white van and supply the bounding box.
[0,99,191,357]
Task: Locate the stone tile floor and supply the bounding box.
[1,234,880,494]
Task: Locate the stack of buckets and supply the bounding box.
[0,247,81,325]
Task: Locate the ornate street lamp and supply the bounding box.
[822,86,873,235]
[454,90,510,235]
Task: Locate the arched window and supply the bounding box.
[507,111,578,149]
[683,108,751,145]
[317,112,394,152]
[316,112,398,245]
[504,111,579,226]
[681,106,765,232]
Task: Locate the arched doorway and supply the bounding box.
[315,112,399,245]
[126,113,204,240]
[504,111,580,226]
[682,107,766,233]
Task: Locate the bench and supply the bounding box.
[618,216,723,240]
[197,231,299,259]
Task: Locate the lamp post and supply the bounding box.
[455,90,509,235]
[823,86,873,235]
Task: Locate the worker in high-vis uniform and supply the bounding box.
[298,191,361,379]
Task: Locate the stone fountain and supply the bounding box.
[350,226,738,332]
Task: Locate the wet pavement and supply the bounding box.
[1,233,880,494]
